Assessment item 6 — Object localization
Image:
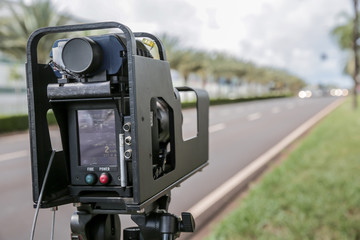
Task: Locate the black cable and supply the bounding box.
[50,207,58,240]
[30,150,56,240]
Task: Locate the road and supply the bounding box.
[0,96,338,240]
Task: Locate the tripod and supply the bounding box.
[70,195,195,240]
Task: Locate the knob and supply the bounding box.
[180,212,195,232]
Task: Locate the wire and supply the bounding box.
[30,150,56,240]
[48,60,83,82]
[50,207,58,240]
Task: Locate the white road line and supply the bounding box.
[271,107,281,114]
[188,98,345,219]
[0,150,28,163]
[209,123,226,133]
[247,112,262,121]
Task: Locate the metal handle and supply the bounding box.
[134,32,167,61]
[26,21,136,67]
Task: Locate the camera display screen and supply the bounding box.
[77,109,117,166]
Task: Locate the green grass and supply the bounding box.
[207,99,360,240]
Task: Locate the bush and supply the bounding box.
[181,94,290,109]
[0,114,29,133]
[0,111,57,134]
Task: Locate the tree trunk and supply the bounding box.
[201,75,207,89]
[183,74,189,102]
[217,78,222,99]
[353,0,359,109]
[183,73,189,86]
[353,83,358,108]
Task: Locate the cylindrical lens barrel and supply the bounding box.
[62,37,103,74]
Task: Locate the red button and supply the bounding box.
[99,173,110,184]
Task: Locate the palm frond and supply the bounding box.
[0,0,76,62]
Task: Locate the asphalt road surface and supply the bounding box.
[0,96,338,240]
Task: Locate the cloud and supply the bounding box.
[52,0,353,87]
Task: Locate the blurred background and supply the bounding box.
[0,0,355,115]
[0,0,358,239]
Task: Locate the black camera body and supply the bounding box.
[26,22,209,214]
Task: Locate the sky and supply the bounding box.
[50,0,354,88]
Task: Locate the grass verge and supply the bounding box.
[207,99,360,240]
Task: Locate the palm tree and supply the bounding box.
[332,14,354,50]
[159,33,183,69]
[191,50,210,88]
[177,50,207,86]
[160,34,209,88]
[352,0,359,108]
[0,0,77,63]
[332,0,359,108]
[159,33,305,98]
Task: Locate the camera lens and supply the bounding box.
[62,37,103,74]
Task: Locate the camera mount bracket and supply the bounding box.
[27,21,209,211]
[70,195,195,240]
[27,21,209,239]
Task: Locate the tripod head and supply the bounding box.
[71,195,195,240]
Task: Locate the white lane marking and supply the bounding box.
[209,123,226,133]
[188,98,345,219]
[247,112,262,121]
[271,107,281,114]
[0,150,28,163]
